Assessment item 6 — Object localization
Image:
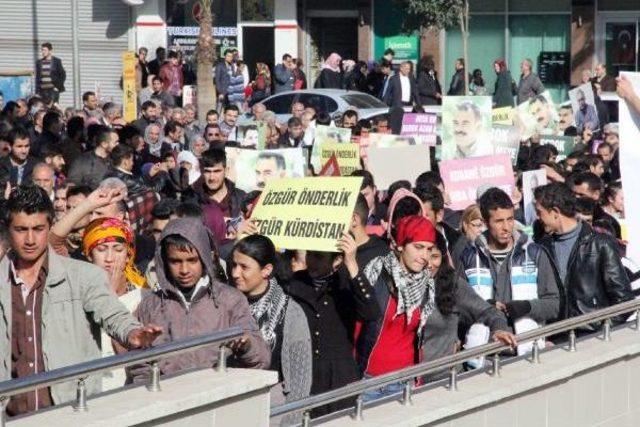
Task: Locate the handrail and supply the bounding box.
[0,327,243,422]
[271,298,640,422]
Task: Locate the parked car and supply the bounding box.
[240,89,390,124]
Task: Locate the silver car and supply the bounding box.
[243,89,390,124]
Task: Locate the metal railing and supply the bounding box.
[271,299,640,426]
[0,327,243,426]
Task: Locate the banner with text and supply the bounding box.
[439,154,515,211]
[539,135,577,161]
[492,107,514,125]
[491,125,521,165]
[251,177,363,251]
[319,143,361,176]
[401,113,438,146]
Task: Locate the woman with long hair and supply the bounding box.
[229,235,312,425]
[251,62,272,106]
[492,59,516,107]
[421,233,514,382]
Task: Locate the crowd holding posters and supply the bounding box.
[250,177,363,251]
[522,169,547,225]
[318,142,360,176]
[515,90,559,138]
[401,113,438,146]
[492,107,514,125]
[367,145,431,190]
[491,125,520,165]
[225,147,306,192]
[619,72,640,263]
[439,154,515,211]
[441,96,493,160]
[568,83,600,132]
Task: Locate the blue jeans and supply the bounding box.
[361,375,405,403]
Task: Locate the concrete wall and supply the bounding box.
[317,323,640,427]
[8,368,277,427]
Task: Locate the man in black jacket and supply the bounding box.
[0,127,38,187]
[35,42,66,103]
[534,182,632,329]
[447,58,466,96]
[383,61,419,109]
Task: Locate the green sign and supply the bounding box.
[373,0,419,62]
[382,35,419,61]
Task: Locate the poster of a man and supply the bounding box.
[255,152,287,189]
[441,96,493,160]
[558,105,575,133]
[515,90,559,138]
[227,147,306,191]
[569,83,600,133]
[523,169,547,225]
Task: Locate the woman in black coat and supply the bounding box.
[417,57,442,105]
[492,59,516,107]
[314,52,343,89]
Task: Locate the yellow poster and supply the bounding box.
[492,107,513,125]
[250,177,363,251]
[122,51,137,123]
[319,143,361,176]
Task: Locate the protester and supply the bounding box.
[67,127,119,189]
[517,59,545,104]
[274,54,295,94]
[383,61,419,109]
[493,59,516,107]
[0,127,36,186]
[417,57,442,106]
[35,42,66,103]
[447,58,466,96]
[314,53,343,89]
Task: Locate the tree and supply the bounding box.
[195,0,216,123]
[396,0,470,94]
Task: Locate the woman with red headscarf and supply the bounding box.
[355,214,437,401]
[493,59,517,108]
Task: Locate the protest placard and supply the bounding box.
[619,72,640,262]
[318,142,361,176]
[568,83,600,132]
[367,145,431,190]
[441,96,493,160]
[539,135,578,161]
[515,90,559,139]
[319,154,341,176]
[491,125,520,165]
[367,133,418,148]
[237,121,267,149]
[250,177,363,251]
[492,107,514,125]
[225,147,306,192]
[522,169,547,225]
[439,154,515,211]
[401,113,438,146]
[311,125,353,171]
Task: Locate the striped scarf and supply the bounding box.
[249,278,288,349]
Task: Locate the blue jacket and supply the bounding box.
[457,230,560,324]
[274,64,294,94]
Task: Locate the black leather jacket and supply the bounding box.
[538,222,633,329]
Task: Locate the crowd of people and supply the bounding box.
[1,40,640,425]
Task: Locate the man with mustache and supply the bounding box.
[575,89,599,134]
[558,105,575,134]
[451,101,493,159]
[528,95,558,134]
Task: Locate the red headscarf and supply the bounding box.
[494,59,507,72]
[395,215,436,247]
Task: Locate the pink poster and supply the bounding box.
[401,113,438,146]
[439,154,515,211]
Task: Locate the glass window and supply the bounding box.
[263,94,296,114]
[241,0,274,22]
[509,0,571,12]
[605,22,637,74]
[469,0,505,13]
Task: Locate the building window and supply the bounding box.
[241,0,274,22]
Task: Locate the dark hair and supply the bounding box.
[176,202,204,220]
[8,126,30,146]
[152,76,163,85]
[167,51,178,59]
[206,109,219,117]
[351,169,375,189]
[387,180,412,203]
[141,100,156,111]
[353,193,369,225]
[67,116,85,140]
[384,48,395,56]
[151,198,180,220]
[282,53,292,61]
[529,145,558,169]
[109,143,134,167]
[603,181,622,206]
[95,128,115,148]
[42,111,61,131]
[224,104,240,114]
[40,144,63,159]
[575,154,602,173]
[414,185,444,212]
[433,232,457,316]
[160,234,200,273]
[41,42,53,50]
[534,182,576,217]
[6,183,55,225]
[82,91,96,102]
[597,142,613,153]
[164,120,182,135]
[575,197,596,216]
[241,190,262,217]
[257,152,286,170]
[233,234,277,269]
[316,112,332,126]
[287,117,302,128]
[67,185,92,199]
[390,197,422,234]
[571,171,603,194]
[155,47,166,55]
[201,147,227,168]
[478,187,514,222]
[415,171,443,190]
[342,110,358,121]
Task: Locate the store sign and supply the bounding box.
[166,26,238,59]
[382,35,418,61]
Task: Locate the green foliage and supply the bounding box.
[395,0,465,33]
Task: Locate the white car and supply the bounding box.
[241,89,390,124]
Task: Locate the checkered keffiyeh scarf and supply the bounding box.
[249,278,288,350]
[364,252,435,333]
